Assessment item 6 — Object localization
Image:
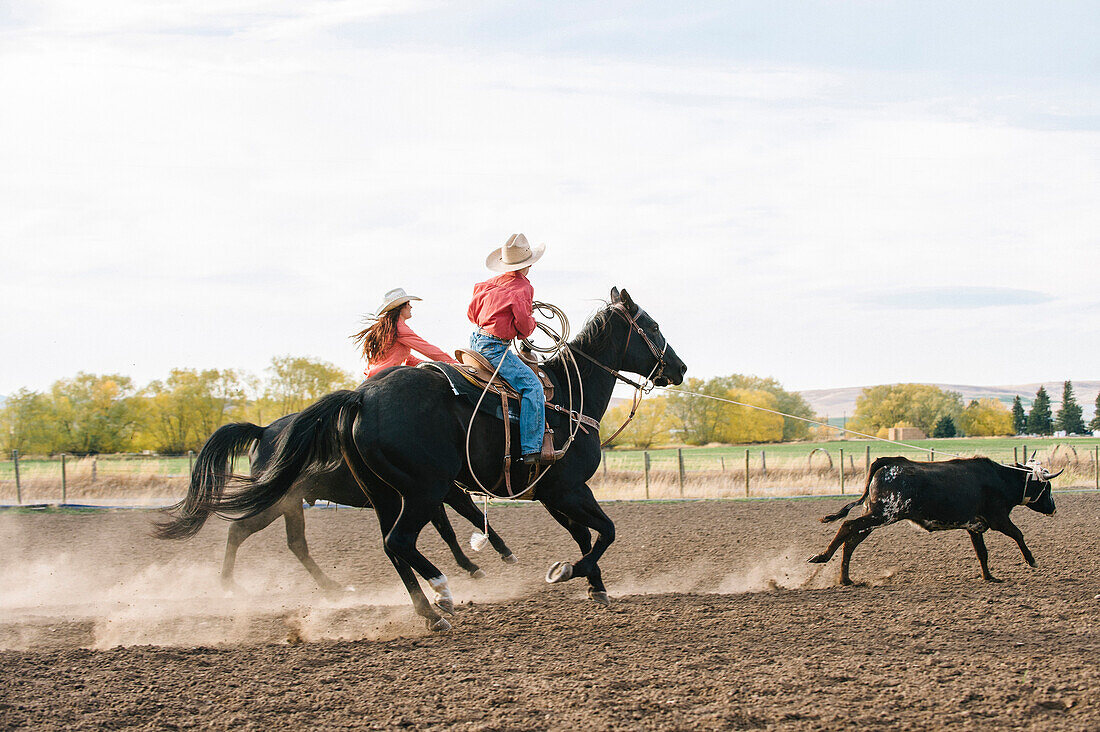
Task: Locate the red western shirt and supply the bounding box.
[467,271,537,340]
[365,320,456,378]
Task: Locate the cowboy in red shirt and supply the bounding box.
[468,234,548,465]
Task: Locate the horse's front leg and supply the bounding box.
[541,484,615,605]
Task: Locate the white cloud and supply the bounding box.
[1,2,1098,395]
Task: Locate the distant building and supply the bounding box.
[888,426,927,441]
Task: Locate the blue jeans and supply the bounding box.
[470,332,545,456]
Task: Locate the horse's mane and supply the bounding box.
[542,303,615,378]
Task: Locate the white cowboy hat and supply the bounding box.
[485,233,546,273]
[373,287,421,318]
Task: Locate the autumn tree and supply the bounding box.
[1026,386,1053,435]
[1054,380,1086,435]
[957,398,1014,437]
[664,376,787,445]
[137,368,247,453]
[600,396,674,449]
[49,373,138,453]
[847,384,963,436]
[262,356,357,419]
[0,389,55,454]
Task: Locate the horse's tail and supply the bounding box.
[209,390,364,520]
[820,456,896,523]
[152,422,265,540]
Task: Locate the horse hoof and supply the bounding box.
[588,589,611,605]
[502,553,518,564]
[470,568,487,579]
[808,554,828,564]
[546,561,573,584]
[434,598,456,615]
[427,617,452,632]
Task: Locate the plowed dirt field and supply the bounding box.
[1,493,1098,730]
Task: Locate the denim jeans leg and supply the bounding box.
[469,333,546,456]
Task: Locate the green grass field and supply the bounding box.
[601,436,1100,471]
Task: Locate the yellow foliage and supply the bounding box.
[958,398,1014,437]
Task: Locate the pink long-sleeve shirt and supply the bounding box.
[365,320,456,378]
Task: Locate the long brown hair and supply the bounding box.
[351,308,401,362]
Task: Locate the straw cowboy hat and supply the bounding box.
[373,287,421,318]
[486,233,546,273]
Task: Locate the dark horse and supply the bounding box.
[203,288,686,630]
[154,413,516,592]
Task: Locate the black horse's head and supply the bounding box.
[608,287,687,386]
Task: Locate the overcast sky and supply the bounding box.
[2,1,1098,397]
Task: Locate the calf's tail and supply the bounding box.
[820,459,888,523]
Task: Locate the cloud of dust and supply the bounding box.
[612,548,834,597]
[0,528,444,650]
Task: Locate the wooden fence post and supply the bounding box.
[839,448,845,494]
[720,457,725,473]
[61,454,67,505]
[602,450,608,479]
[677,449,685,497]
[188,450,195,478]
[1013,446,1018,465]
[761,450,767,476]
[12,449,21,505]
[744,449,750,497]
[91,456,97,483]
[644,451,650,499]
[929,448,935,462]
[865,445,870,475]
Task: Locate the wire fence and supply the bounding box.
[2,441,1098,506]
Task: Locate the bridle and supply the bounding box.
[1020,461,1060,505]
[567,302,672,446]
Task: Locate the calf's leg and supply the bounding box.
[809,512,886,564]
[968,530,1001,582]
[990,518,1036,567]
[838,529,872,585]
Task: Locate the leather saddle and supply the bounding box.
[452,349,555,403]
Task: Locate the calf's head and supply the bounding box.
[1018,462,1060,516]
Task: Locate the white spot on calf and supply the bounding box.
[879,493,911,521]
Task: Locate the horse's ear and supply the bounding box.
[619,289,638,313]
[610,287,620,303]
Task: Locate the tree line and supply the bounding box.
[847,381,1097,439]
[1,357,358,455]
[600,378,1098,449]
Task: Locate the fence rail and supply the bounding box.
[2,442,1098,505]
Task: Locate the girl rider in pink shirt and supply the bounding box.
[352,288,457,378]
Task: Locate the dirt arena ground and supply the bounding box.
[0,492,1097,730]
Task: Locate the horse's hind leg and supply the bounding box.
[542,485,615,604]
[444,487,516,563]
[429,504,484,579]
[283,497,349,592]
[372,488,451,631]
[221,504,282,593]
